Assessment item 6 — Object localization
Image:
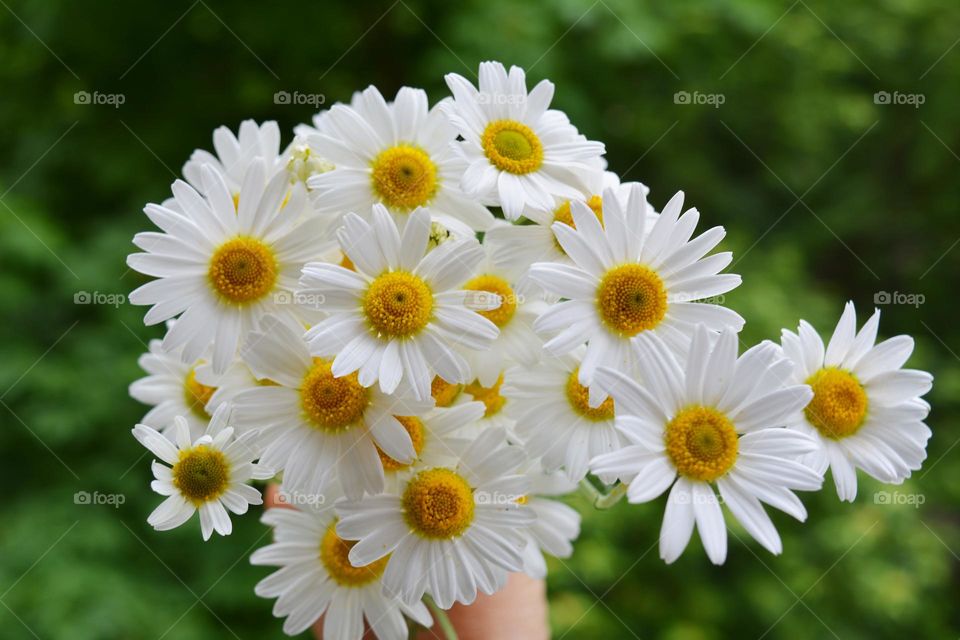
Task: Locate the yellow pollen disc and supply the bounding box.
[463,274,517,327]
[207,237,278,304]
[804,367,868,439]
[481,120,544,175]
[370,144,438,210]
[665,406,739,482]
[554,194,604,229]
[596,264,668,337]
[339,252,355,272]
[363,271,434,338]
[172,445,230,505]
[402,468,475,539]
[377,416,426,472]
[431,376,463,407]
[319,522,388,587]
[565,367,615,421]
[300,358,370,431]
[183,367,216,419]
[464,374,506,418]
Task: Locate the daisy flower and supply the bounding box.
[778,302,933,501]
[335,428,534,608]
[298,205,500,401]
[442,61,605,220]
[516,466,581,579]
[590,326,822,564]
[132,403,272,540]
[230,314,434,500]
[182,120,285,200]
[307,85,495,235]
[128,161,329,374]
[529,185,744,404]
[251,504,432,639]
[503,349,625,483]
[129,331,217,439]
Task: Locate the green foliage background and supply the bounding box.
[0,1,958,638]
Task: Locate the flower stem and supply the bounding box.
[579,478,628,509]
[425,596,458,640]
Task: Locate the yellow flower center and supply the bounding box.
[172,445,230,505]
[377,416,426,472]
[319,522,388,587]
[481,120,543,175]
[431,376,463,408]
[463,274,517,327]
[402,468,475,539]
[183,367,216,419]
[665,406,739,482]
[565,367,615,421]
[363,271,434,338]
[207,237,278,304]
[339,252,355,272]
[370,144,438,210]
[804,367,869,439]
[300,358,370,431]
[596,264,668,337]
[554,194,604,229]
[464,374,506,418]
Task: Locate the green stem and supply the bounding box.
[578,478,602,503]
[579,478,628,509]
[425,596,458,640]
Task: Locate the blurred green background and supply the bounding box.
[1,0,958,638]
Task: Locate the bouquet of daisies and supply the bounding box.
[126,61,933,639]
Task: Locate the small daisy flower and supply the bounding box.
[503,350,625,483]
[442,61,605,220]
[251,505,432,639]
[128,162,330,374]
[529,185,744,404]
[457,372,517,437]
[590,326,822,564]
[132,403,272,540]
[336,428,534,609]
[129,331,218,439]
[231,315,434,500]
[516,466,581,579]
[778,302,933,501]
[298,205,501,401]
[307,85,495,235]
[182,120,284,200]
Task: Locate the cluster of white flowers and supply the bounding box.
[127,61,933,638]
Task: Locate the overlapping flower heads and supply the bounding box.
[127,61,933,639]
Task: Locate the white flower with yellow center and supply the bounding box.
[129,334,219,439]
[503,350,625,483]
[516,466,581,579]
[307,85,495,235]
[442,61,605,220]
[335,428,534,608]
[182,120,284,200]
[128,162,330,374]
[298,205,501,401]
[590,327,822,564]
[529,185,744,404]
[132,404,272,540]
[231,315,434,500]
[251,504,433,639]
[778,302,933,502]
